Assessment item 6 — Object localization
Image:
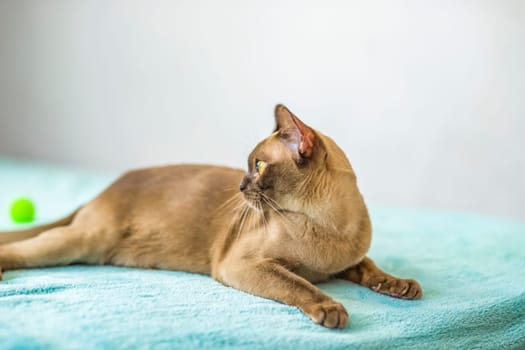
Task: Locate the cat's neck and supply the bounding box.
[284,170,368,236]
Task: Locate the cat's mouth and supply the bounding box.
[242,190,263,211]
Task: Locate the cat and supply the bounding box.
[0,104,422,328]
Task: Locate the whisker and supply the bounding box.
[262,198,285,220]
[215,192,244,214]
[258,201,269,235]
[250,202,259,233]
[220,202,245,250]
[218,186,241,193]
[260,194,282,210]
[237,205,251,237]
[260,195,293,233]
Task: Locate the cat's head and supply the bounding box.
[240,104,358,216]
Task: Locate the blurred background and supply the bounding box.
[0,0,524,220]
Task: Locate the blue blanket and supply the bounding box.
[1,157,524,349]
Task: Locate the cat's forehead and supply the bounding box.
[251,132,290,163]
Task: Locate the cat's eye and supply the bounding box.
[255,160,267,175]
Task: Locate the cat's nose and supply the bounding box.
[239,182,247,192]
[240,176,249,192]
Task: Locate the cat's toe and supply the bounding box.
[303,300,349,329]
[372,278,422,300]
[402,279,422,299]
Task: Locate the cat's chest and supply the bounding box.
[262,212,370,274]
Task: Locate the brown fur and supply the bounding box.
[0,104,421,328]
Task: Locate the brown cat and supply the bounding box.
[0,104,421,328]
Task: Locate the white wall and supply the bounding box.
[0,0,524,220]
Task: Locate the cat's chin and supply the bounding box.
[242,193,264,211]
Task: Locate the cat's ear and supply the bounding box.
[274,104,316,158]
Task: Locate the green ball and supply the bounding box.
[10,198,36,223]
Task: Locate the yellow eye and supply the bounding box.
[255,160,267,175]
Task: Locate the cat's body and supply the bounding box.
[0,105,421,329]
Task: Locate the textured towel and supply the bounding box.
[0,157,524,349]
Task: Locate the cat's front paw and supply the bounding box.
[302,300,349,329]
[371,277,422,300]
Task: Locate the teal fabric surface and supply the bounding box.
[0,157,524,349]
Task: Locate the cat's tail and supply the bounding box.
[0,208,81,245]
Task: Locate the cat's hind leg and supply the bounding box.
[0,225,108,280]
[337,256,422,299]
